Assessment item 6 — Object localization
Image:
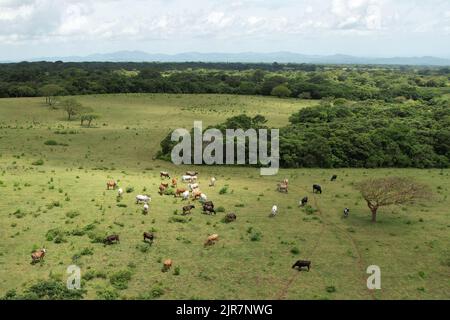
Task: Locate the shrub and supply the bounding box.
[174,266,180,276]
[291,247,300,255]
[126,187,134,193]
[110,270,132,290]
[216,206,225,212]
[12,280,86,300]
[46,228,67,243]
[326,286,336,293]
[96,288,119,300]
[44,140,58,146]
[65,211,79,219]
[219,186,228,194]
[32,159,44,166]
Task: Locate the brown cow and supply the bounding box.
[182,204,195,215]
[31,248,46,264]
[143,232,154,243]
[160,171,170,179]
[204,234,219,246]
[163,259,172,272]
[104,234,120,245]
[159,183,168,195]
[106,180,117,190]
[171,178,177,188]
[277,182,288,193]
[192,190,202,200]
[175,188,187,197]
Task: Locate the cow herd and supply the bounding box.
[31,172,348,274]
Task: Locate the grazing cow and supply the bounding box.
[143,232,154,242]
[117,188,124,198]
[282,178,289,185]
[292,260,311,271]
[209,177,216,187]
[203,203,216,215]
[171,178,177,188]
[136,195,151,204]
[159,184,168,195]
[192,190,202,200]
[175,188,187,197]
[31,248,46,264]
[181,190,190,200]
[163,259,172,272]
[182,175,193,183]
[300,196,308,207]
[186,171,198,176]
[188,183,199,191]
[199,193,207,203]
[204,234,219,246]
[277,182,288,193]
[313,184,322,194]
[225,213,237,222]
[271,205,278,217]
[106,180,117,190]
[331,175,337,182]
[143,203,149,214]
[104,234,120,245]
[189,175,198,182]
[160,171,170,179]
[344,208,350,218]
[182,204,195,215]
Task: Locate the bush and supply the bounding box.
[44,140,58,146]
[173,266,180,276]
[216,206,225,212]
[7,280,86,300]
[32,159,44,166]
[46,228,67,243]
[291,247,300,255]
[126,187,134,193]
[65,211,79,219]
[110,270,132,290]
[96,288,119,300]
[326,286,336,293]
[219,186,228,194]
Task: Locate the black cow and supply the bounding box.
[225,212,237,222]
[300,196,308,207]
[292,260,311,271]
[143,232,154,242]
[182,205,195,215]
[313,184,322,194]
[104,234,120,245]
[203,201,214,209]
[203,204,216,215]
[331,175,337,181]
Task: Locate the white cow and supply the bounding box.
[182,175,193,183]
[117,188,123,197]
[271,205,278,217]
[181,190,190,200]
[209,177,216,187]
[136,195,151,204]
[199,193,207,203]
[188,183,199,191]
[143,203,149,214]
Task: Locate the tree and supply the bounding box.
[271,84,292,98]
[80,113,100,127]
[40,84,64,107]
[61,98,83,121]
[355,177,431,223]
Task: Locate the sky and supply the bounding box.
[0,0,449,60]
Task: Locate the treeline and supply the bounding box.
[158,98,450,168]
[0,61,449,101]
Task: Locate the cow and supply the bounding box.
[104,234,120,245]
[182,204,195,215]
[159,184,168,195]
[143,232,154,243]
[300,196,308,207]
[31,248,46,264]
[270,205,278,217]
[203,201,214,208]
[163,259,172,272]
[192,190,202,200]
[292,260,311,271]
[186,171,198,176]
[203,203,216,215]
[143,203,149,214]
[277,182,288,193]
[182,175,193,183]
[136,195,151,204]
[171,178,177,188]
[175,188,187,197]
[181,190,190,200]
[188,183,199,191]
[160,171,170,179]
[117,188,124,198]
[204,234,219,246]
[225,213,237,223]
[106,180,117,190]
[209,177,216,187]
[313,184,322,194]
[331,174,337,182]
[199,193,207,203]
[344,208,350,218]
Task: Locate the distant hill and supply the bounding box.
[13,51,450,66]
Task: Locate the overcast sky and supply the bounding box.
[0,0,449,60]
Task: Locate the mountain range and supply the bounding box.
[5,51,450,66]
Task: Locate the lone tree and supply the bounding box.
[40,84,64,107]
[356,177,431,223]
[80,113,99,127]
[62,98,83,121]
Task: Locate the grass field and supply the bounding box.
[0,94,448,300]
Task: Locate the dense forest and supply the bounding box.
[1,61,450,101]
